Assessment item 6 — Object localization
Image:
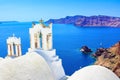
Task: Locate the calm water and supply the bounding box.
[0,22,120,75]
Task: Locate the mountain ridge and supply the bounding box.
[46,15,120,27]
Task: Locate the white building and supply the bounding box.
[2,20,119,80]
[68,65,120,80]
[28,20,66,80]
[29,20,52,50]
[6,34,22,57]
[0,52,55,80]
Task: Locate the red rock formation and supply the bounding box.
[94,42,120,78]
[109,41,120,55]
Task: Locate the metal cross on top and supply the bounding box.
[40,19,44,23]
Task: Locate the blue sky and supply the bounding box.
[0,0,120,21]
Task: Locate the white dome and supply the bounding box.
[68,65,119,80]
[0,57,3,62]
[0,52,54,80]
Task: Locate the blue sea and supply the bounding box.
[0,22,120,75]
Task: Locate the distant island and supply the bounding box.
[0,21,19,24]
[46,15,120,27]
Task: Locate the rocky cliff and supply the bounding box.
[46,15,120,27]
[94,42,120,78]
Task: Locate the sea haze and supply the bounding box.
[0,22,120,75]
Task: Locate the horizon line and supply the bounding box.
[0,14,120,22]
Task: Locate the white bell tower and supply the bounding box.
[28,20,66,80]
[7,34,22,57]
[29,20,53,50]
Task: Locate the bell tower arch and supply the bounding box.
[7,34,22,57]
[29,20,53,50]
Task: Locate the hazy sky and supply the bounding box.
[0,0,120,21]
